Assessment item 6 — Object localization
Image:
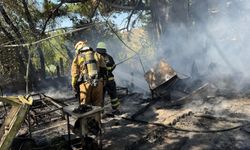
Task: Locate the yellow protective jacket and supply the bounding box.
[71,50,106,87]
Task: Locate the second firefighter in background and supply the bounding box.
[71,40,106,107]
[96,42,120,113]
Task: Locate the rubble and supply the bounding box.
[73,104,93,113]
[144,59,179,98]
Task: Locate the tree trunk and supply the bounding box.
[22,0,46,79]
[37,46,46,79]
[64,45,74,60]
[169,0,189,24]
[150,0,169,41]
[59,57,64,76]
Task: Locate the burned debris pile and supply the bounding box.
[117,60,250,150]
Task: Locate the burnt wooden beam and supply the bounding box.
[0,96,32,150]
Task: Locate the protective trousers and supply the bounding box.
[79,80,104,106]
[104,80,120,110]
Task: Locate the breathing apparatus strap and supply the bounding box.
[84,59,97,65]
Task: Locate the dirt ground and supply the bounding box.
[3,83,250,150]
[101,85,250,150]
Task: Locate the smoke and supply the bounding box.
[30,1,250,97]
[41,87,75,99]
[152,0,250,90]
[65,1,250,95]
[114,59,150,93]
[96,1,250,94]
[93,33,152,94]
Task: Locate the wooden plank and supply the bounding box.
[0,105,29,150]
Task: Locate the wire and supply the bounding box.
[48,40,69,60]
[102,18,152,94]
[102,16,154,97]
[105,20,147,74]
[137,55,146,74]
[0,39,18,46]
[105,20,138,54]
[115,54,137,66]
[1,23,98,48]
[122,117,248,133]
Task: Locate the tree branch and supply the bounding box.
[22,0,39,36]
[41,0,90,35]
[0,21,15,42]
[102,0,149,10]
[48,41,69,60]
[62,0,88,3]
[0,21,26,75]
[0,3,36,80]
[89,0,100,20]
[0,3,25,43]
[41,2,64,35]
[126,0,141,31]
[2,23,96,48]
[64,45,74,60]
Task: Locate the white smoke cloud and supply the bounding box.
[153,0,250,90]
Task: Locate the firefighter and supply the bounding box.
[96,42,120,114]
[71,40,106,107]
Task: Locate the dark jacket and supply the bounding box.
[104,53,116,78]
[96,49,116,79]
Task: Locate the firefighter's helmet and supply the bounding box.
[75,40,90,54]
[96,42,106,49]
[96,42,106,54]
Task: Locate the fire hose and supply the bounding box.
[121,117,249,133]
[115,54,137,66]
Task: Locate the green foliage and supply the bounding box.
[0,0,153,82]
[0,47,24,85]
